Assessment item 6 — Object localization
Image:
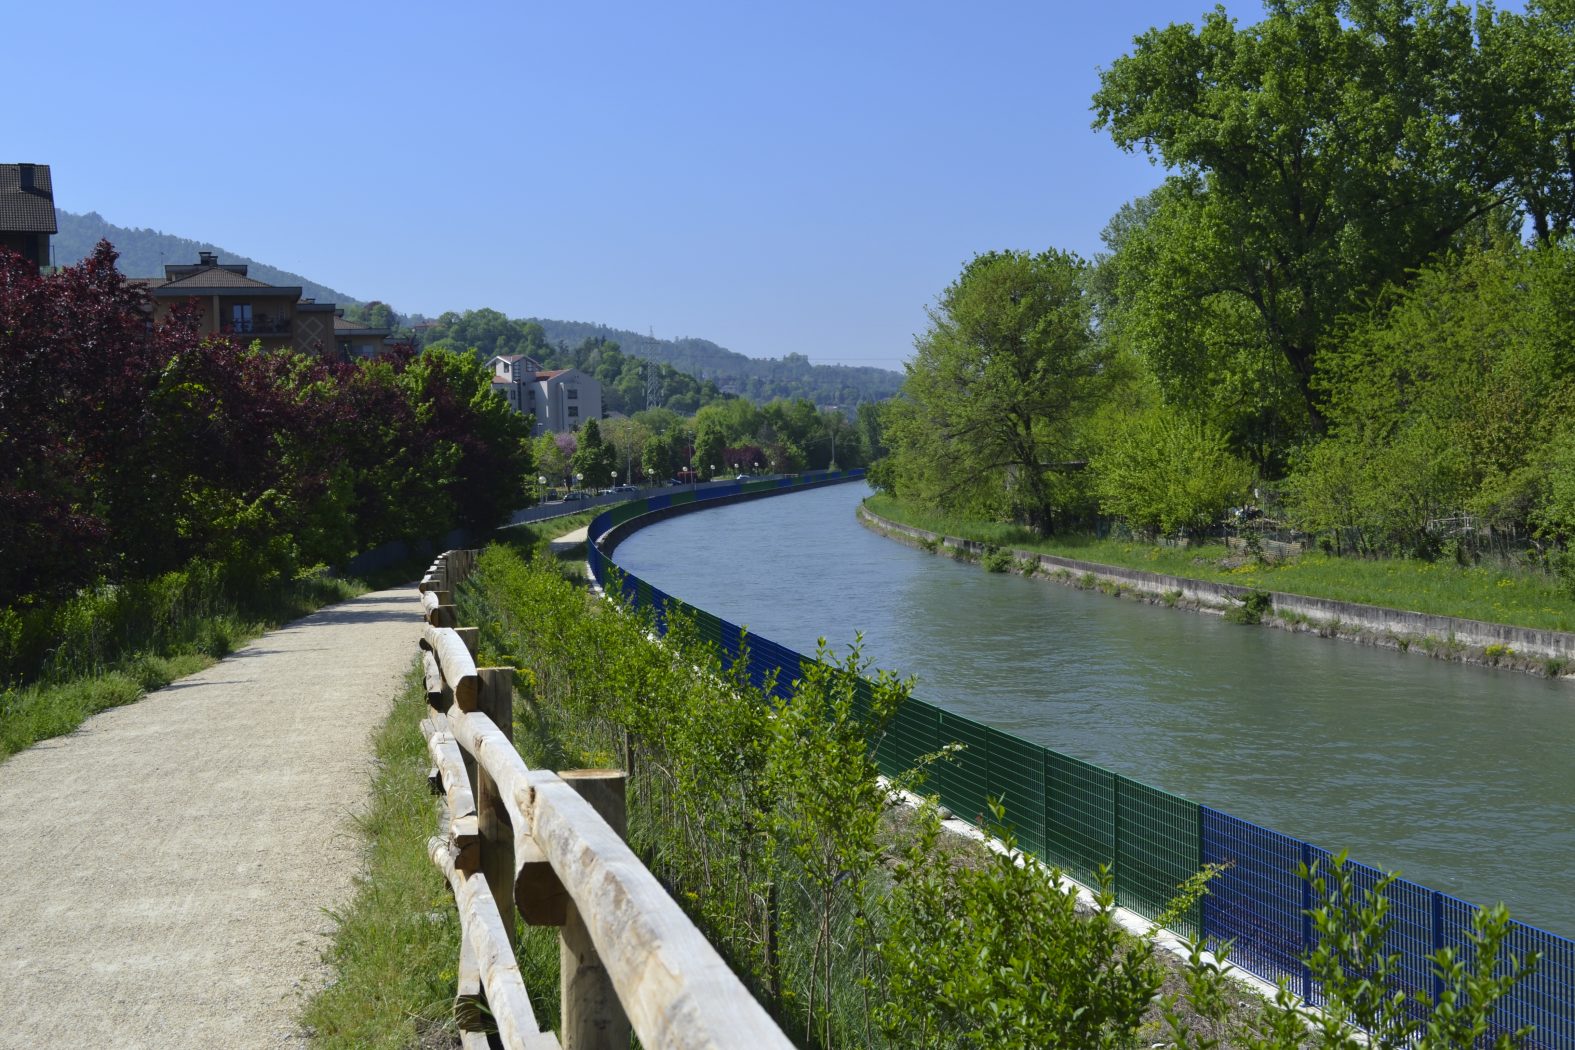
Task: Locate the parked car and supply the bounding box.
[563,490,593,501]
[612,484,638,493]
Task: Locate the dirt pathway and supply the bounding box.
[0,586,421,1049]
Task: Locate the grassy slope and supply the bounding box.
[0,574,365,762]
[864,494,1575,634]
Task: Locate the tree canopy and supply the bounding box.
[1092,0,1574,437]
[888,250,1107,533]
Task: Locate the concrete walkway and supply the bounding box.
[0,586,422,1049]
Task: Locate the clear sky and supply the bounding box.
[13,1,1257,374]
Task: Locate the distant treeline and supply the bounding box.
[422,309,902,407]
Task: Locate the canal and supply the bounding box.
[611,483,1575,936]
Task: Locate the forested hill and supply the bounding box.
[53,210,362,306]
[528,318,903,405]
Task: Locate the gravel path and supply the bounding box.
[0,586,421,1049]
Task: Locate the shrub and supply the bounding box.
[1224,588,1274,624]
[982,546,1013,573]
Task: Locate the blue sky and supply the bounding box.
[15,1,1255,373]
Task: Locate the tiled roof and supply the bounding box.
[0,163,57,234]
[158,267,277,290]
[536,369,569,380]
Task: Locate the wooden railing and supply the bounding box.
[417,550,792,1050]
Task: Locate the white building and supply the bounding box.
[487,354,602,436]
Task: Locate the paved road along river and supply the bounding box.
[612,482,1575,936]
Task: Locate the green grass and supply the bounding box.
[864,494,1575,633]
[306,644,563,1049]
[0,572,365,762]
[303,663,463,1048]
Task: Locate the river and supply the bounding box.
[610,482,1575,936]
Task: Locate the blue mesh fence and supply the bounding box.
[578,473,1575,1048]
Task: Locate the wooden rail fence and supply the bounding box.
[417,550,792,1050]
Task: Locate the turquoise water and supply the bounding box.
[612,483,1575,936]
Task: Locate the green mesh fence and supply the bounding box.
[879,697,941,783]
[987,729,1047,857]
[1045,751,1117,886]
[607,501,646,528]
[1115,776,1202,937]
[937,711,990,826]
[743,479,778,494]
[670,491,696,507]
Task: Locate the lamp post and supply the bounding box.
[538,474,547,503]
[711,464,717,483]
[575,472,584,496]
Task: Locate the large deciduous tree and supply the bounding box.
[890,250,1107,534]
[1092,0,1572,437]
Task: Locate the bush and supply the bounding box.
[982,546,1013,572]
[1092,407,1254,537]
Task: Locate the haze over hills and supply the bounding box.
[524,318,904,404]
[53,209,363,306]
[52,208,906,403]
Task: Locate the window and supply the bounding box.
[566,386,578,399]
[230,303,253,333]
[567,406,579,418]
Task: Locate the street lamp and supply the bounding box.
[537,474,547,503]
[711,464,717,482]
[575,472,584,494]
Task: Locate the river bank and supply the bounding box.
[858,499,1575,680]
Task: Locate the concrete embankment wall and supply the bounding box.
[857,505,1575,671]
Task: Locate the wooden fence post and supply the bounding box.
[478,667,516,949]
[558,770,631,1050]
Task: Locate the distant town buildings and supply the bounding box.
[486,354,603,434]
[0,163,57,273]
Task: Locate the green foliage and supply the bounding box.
[1092,0,1571,440]
[888,249,1108,534]
[981,546,1013,573]
[878,802,1162,1049]
[1092,407,1253,536]
[1224,589,1274,625]
[569,418,616,488]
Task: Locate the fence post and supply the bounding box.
[558,769,632,1050]
[1301,841,1314,1002]
[478,667,516,949]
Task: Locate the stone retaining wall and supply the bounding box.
[858,504,1575,671]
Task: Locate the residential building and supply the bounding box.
[134,252,340,358]
[335,313,393,360]
[0,163,56,272]
[486,354,603,435]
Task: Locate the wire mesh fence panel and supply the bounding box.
[878,697,941,784]
[608,501,646,528]
[719,618,743,666]
[670,491,696,507]
[986,728,1047,857]
[1333,860,1435,1032]
[1115,776,1202,937]
[1044,751,1116,886]
[1500,913,1575,1049]
[936,711,991,828]
[647,493,672,511]
[1200,807,1309,993]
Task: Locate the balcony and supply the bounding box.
[221,318,292,337]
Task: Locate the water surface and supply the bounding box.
[613,483,1575,935]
